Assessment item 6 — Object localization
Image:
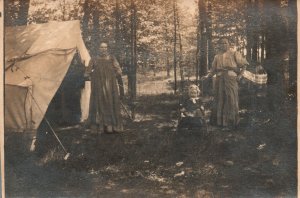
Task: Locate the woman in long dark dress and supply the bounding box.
[88,42,123,133]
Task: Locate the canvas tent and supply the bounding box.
[5,20,91,133]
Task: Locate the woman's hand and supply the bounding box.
[201,74,210,81]
[237,74,243,81]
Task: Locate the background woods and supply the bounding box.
[5,0,297,94]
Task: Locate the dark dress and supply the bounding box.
[88,55,123,132]
[178,98,205,129]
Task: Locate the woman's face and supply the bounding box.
[219,39,229,52]
[99,43,108,55]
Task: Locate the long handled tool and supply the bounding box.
[42,116,71,160]
[120,101,144,122]
[120,101,134,121]
[199,78,205,96]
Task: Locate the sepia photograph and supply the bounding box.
[3,0,298,197]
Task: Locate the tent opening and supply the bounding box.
[43,53,85,127]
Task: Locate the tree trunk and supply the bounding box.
[207,1,213,68]
[166,48,170,77]
[91,8,100,56]
[82,0,91,48]
[252,33,258,62]
[259,0,265,62]
[115,0,121,61]
[253,0,260,62]
[178,32,184,91]
[260,33,265,62]
[196,0,201,82]
[115,0,125,99]
[173,0,177,93]
[288,0,297,86]
[17,0,30,25]
[128,0,137,117]
[176,9,184,91]
[264,0,282,59]
[246,0,254,61]
[163,10,171,77]
[199,0,207,77]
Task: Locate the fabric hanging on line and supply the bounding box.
[242,70,268,85]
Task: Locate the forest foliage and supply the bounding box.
[5,0,297,93]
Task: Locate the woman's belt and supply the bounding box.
[216,68,238,76]
[216,66,240,72]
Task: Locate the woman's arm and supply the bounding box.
[202,56,217,80]
[234,51,248,71]
[234,51,249,79]
[84,59,94,80]
[112,56,122,76]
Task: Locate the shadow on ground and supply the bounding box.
[5,91,297,197]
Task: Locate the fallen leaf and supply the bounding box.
[257,143,266,150]
[223,160,234,166]
[174,171,185,177]
[272,158,280,166]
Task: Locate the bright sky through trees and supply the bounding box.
[179,0,196,15]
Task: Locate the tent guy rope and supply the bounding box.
[17,66,71,160]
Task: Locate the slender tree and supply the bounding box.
[18,0,30,25]
[128,0,137,117]
[196,7,200,82]
[207,0,213,67]
[177,13,184,91]
[114,0,125,98]
[198,0,208,77]
[164,21,171,77]
[173,0,178,93]
[163,4,171,77]
[81,0,91,49]
[246,0,260,62]
[91,7,100,56]
[259,0,265,62]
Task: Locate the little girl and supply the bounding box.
[178,84,205,129]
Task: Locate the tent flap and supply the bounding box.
[5,20,91,131]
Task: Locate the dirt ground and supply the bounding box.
[5,72,297,197]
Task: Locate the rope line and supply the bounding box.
[5,47,76,71]
[13,65,69,154]
[27,89,68,153]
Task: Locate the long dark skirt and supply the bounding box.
[211,74,239,127]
